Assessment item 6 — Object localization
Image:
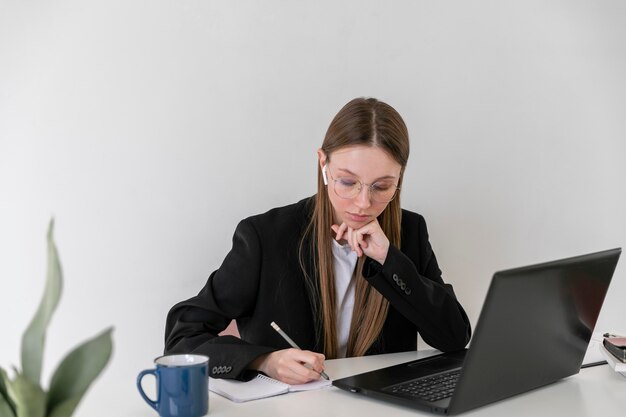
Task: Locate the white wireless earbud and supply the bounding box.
[322,165,328,185]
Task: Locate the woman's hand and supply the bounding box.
[250,349,326,385]
[331,219,390,264]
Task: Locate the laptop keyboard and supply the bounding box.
[384,369,461,402]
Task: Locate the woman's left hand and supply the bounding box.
[331,219,390,264]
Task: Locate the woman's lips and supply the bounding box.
[347,212,370,223]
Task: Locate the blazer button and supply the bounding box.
[212,366,218,374]
[405,288,412,295]
[226,366,232,372]
[400,282,406,290]
[393,274,399,282]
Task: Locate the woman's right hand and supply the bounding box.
[250,348,326,385]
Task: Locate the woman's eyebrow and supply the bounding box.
[336,167,397,181]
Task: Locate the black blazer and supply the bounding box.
[165,197,471,380]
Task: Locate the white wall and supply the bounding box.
[1,0,625,415]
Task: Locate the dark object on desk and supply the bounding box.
[603,337,626,363]
[580,360,607,368]
[334,248,621,415]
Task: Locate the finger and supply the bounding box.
[353,229,363,256]
[273,350,324,384]
[332,223,347,241]
[348,227,363,256]
[285,361,323,383]
[336,223,346,241]
[305,354,326,374]
[289,349,326,370]
[356,227,368,249]
[289,363,322,382]
[355,220,390,264]
[275,365,319,385]
[346,227,354,250]
[280,371,319,385]
[357,221,383,248]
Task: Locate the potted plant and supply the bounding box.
[0,220,113,417]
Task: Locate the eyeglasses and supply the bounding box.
[325,165,400,203]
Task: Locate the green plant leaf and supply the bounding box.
[46,397,80,417]
[21,219,63,385]
[0,394,15,417]
[0,367,17,417]
[4,373,45,417]
[46,327,113,417]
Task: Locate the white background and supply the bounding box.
[1,1,625,415]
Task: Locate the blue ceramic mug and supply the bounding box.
[137,354,209,417]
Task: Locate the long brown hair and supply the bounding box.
[299,97,410,358]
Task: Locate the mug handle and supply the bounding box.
[136,369,159,411]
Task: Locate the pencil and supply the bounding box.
[270,321,330,380]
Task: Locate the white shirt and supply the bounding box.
[331,239,358,358]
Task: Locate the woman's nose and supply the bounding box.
[354,185,371,209]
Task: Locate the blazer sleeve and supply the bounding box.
[164,218,277,380]
[363,213,471,352]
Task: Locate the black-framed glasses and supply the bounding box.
[326,165,400,203]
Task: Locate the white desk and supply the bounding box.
[82,350,626,417]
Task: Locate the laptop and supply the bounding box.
[333,248,621,415]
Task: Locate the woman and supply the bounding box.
[164,97,471,384]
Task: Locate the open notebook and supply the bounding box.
[209,374,332,402]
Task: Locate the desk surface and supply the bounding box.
[82,350,626,417]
